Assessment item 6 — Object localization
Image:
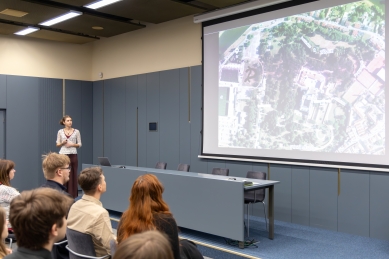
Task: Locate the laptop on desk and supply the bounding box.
[97,157,126,168]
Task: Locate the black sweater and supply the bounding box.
[117,213,181,259]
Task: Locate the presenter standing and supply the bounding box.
[56,115,81,198]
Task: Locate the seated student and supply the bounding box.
[0,207,12,258]
[41,152,73,198]
[113,230,173,259]
[41,153,72,259]
[5,188,73,259]
[117,174,203,259]
[67,167,116,257]
[0,160,19,230]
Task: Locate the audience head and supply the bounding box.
[113,231,174,259]
[117,174,171,243]
[129,174,169,213]
[0,207,8,257]
[59,115,72,126]
[42,152,71,184]
[9,188,73,250]
[78,167,106,196]
[0,159,16,186]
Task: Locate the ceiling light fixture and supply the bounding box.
[14,27,40,35]
[39,11,82,26]
[84,0,122,10]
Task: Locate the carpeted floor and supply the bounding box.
[177,216,389,259]
[109,210,389,259]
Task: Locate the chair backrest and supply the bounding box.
[155,162,167,169]
[177,163,190,172]
[245,171,267,202]
[211,168,229,176]
[67,228,97,259]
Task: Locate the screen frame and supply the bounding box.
[200,0,388,171]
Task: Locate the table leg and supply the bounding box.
[268,185,274,239]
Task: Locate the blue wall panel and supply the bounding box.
[271,165,292,222]
[0,111,4,159]
[253,163,268,175]
[93,81,104,164]
[137,74,147,167]
[179,68,191,171]
[0,75,6,109]
[225,161,253,178]
[291,166,310,226]
[338,170,369,237]
[310,168,338,231]
[65,80,93,175]
[39,78,63,184]
[370,172,389,240]
[103,79,112,160]
[146,72,160,168]
[108,77,127,165]
[6,75,41,191]
[159,69,180,170]
[190,66,207,173]
[125,76,138,167]
[80,81,93,167]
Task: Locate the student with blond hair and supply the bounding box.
[5,188,73,259]
[41,152,72,198]
[113,231,173,259]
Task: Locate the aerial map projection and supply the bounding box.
[218,0,385,155]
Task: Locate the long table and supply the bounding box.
[83,164,279,247]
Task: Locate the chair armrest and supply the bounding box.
[66,245,110,259]
[54,240,68,246]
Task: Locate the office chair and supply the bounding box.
[244,171,267,237]
[211,168,229,176]
[155,162,167,169]
[177,163,190,172]
[66,228,110,259]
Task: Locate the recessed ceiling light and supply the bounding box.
[92,26,104,30]
[0,9,28,17]
[14,27,40,36]
[39,11,82,26]
[84,0,122,10]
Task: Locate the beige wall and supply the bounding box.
[90,15,202,81]
[0,15,201,81]
[0,35,92,81]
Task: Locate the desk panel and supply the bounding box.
[83,164,279,242]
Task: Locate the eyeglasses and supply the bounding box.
[61,166,71,171]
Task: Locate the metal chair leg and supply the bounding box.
[262,201,268,231]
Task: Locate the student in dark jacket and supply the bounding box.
[40,152,74,199]
[117,174,203,259]
[40,152,74,259]
[5,188,73,259]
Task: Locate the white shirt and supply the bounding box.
[57,129,82,154]
[0,185,20,228]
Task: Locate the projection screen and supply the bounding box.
[202,0,387,169]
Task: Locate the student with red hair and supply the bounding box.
[117,174,203,259]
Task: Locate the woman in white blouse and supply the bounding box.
[0,159,19,230]
[56,115,82,198]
